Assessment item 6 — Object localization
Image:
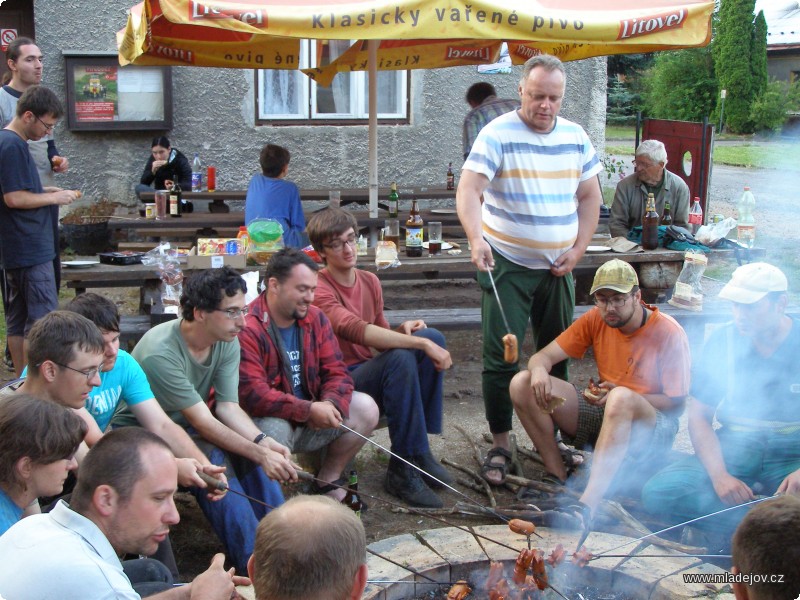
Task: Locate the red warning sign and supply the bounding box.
[1,29,18,52]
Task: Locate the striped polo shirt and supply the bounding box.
[463,111,602,269]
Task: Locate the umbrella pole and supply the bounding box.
[368,40,378,220]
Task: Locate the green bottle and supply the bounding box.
[388,182,399,218]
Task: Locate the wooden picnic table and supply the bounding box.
[60,246,692,314]
[108,208,463,246]
[138,186,456,208]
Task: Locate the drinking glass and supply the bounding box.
[428,221,443,255]
[154,190,168,220]
[329,190,341,208]
[384,218,400,248]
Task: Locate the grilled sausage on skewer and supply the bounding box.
[508,519,536,536]
[502,333,518,363]
[446,581,471,600]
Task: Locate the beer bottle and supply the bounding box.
[405,199,424,257]
[446,162,455,190]
[169,181,182,218]
[343,470,363,517]
[660,200,672,226]
[388,182,399,218]
[641,193,659,250]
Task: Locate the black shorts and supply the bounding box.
[5,261,58,336]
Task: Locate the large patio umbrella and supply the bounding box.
[118,0,715,215]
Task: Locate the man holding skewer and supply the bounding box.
[643,263,800,550]
[112,266,296,575]
[511,259,691,528]
[238,248,379,505]
[456,54,604,487]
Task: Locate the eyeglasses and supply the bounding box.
[35,115,56,132]
[50,361,102,383]
[593,294,632,309]
[323,235,357,252]
[212,306,250,319]
[632,159,657,169]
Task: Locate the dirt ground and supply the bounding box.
[162,277,604,579]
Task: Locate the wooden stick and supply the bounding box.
[454,424,484,468]
[442,458,497,508]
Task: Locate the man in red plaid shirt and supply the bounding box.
[238,248,379,504]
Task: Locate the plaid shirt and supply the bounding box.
[238,293,353,422]
[462,95,519,159]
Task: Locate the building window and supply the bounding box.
[256,41,408,124]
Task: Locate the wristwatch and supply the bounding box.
[253,432,268,445]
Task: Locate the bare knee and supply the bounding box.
[510,370,533,412]
[603,387,645,422]
[350,391,380,431]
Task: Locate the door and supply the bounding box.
[641,118,714,219]
[0,0,35,84]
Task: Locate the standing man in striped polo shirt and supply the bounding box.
[456,54,603,487]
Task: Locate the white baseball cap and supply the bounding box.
[718,262,788,304]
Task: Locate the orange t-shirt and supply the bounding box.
[556,305,690,399]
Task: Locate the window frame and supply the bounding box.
[255,41,409,126]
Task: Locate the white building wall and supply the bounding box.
[34,0,606,208]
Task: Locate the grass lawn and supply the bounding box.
[604,125,798,171]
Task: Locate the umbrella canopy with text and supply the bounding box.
[120,0,714,73]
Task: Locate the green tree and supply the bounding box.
[643,48,717,121]
[714,0,757,132]
[751,10,769,99]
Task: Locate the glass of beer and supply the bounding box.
[384,219,400,248]
[428,221,442,255]
[154,190,168,220]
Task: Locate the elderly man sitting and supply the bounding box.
[609,139,690,238]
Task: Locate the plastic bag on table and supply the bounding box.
[141,242,183,313]
[695,217,737,247]
[668,252,708,312]
[375,241,400,270]
[246,218,284,265]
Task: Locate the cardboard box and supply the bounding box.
[186,246,247,270]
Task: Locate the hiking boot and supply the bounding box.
[384,457,443,508]
[411,452,454,489]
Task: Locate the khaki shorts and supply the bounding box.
[252,416,342,454]
[563,384,679,461]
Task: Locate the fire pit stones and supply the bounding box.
[362,525,734,600]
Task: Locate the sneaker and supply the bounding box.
[384,457,443,508]
[411,452,454,489]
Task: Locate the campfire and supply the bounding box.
[362,522,733,600]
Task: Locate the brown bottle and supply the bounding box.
[660,200,672,226]
[405,200,423,257]
[642,193,659,250]
[343,470,363,517]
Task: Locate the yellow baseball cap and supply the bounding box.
[590,259,639,295]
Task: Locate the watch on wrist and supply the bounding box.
[253,432,268,445]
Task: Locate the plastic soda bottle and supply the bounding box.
[736,186,756,248]
[236,226,250,254]
[191,153,203,192]
[688,197,703,235]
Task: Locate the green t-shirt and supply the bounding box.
[112,319,241,429]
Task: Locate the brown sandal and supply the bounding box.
[481,447,513,486]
